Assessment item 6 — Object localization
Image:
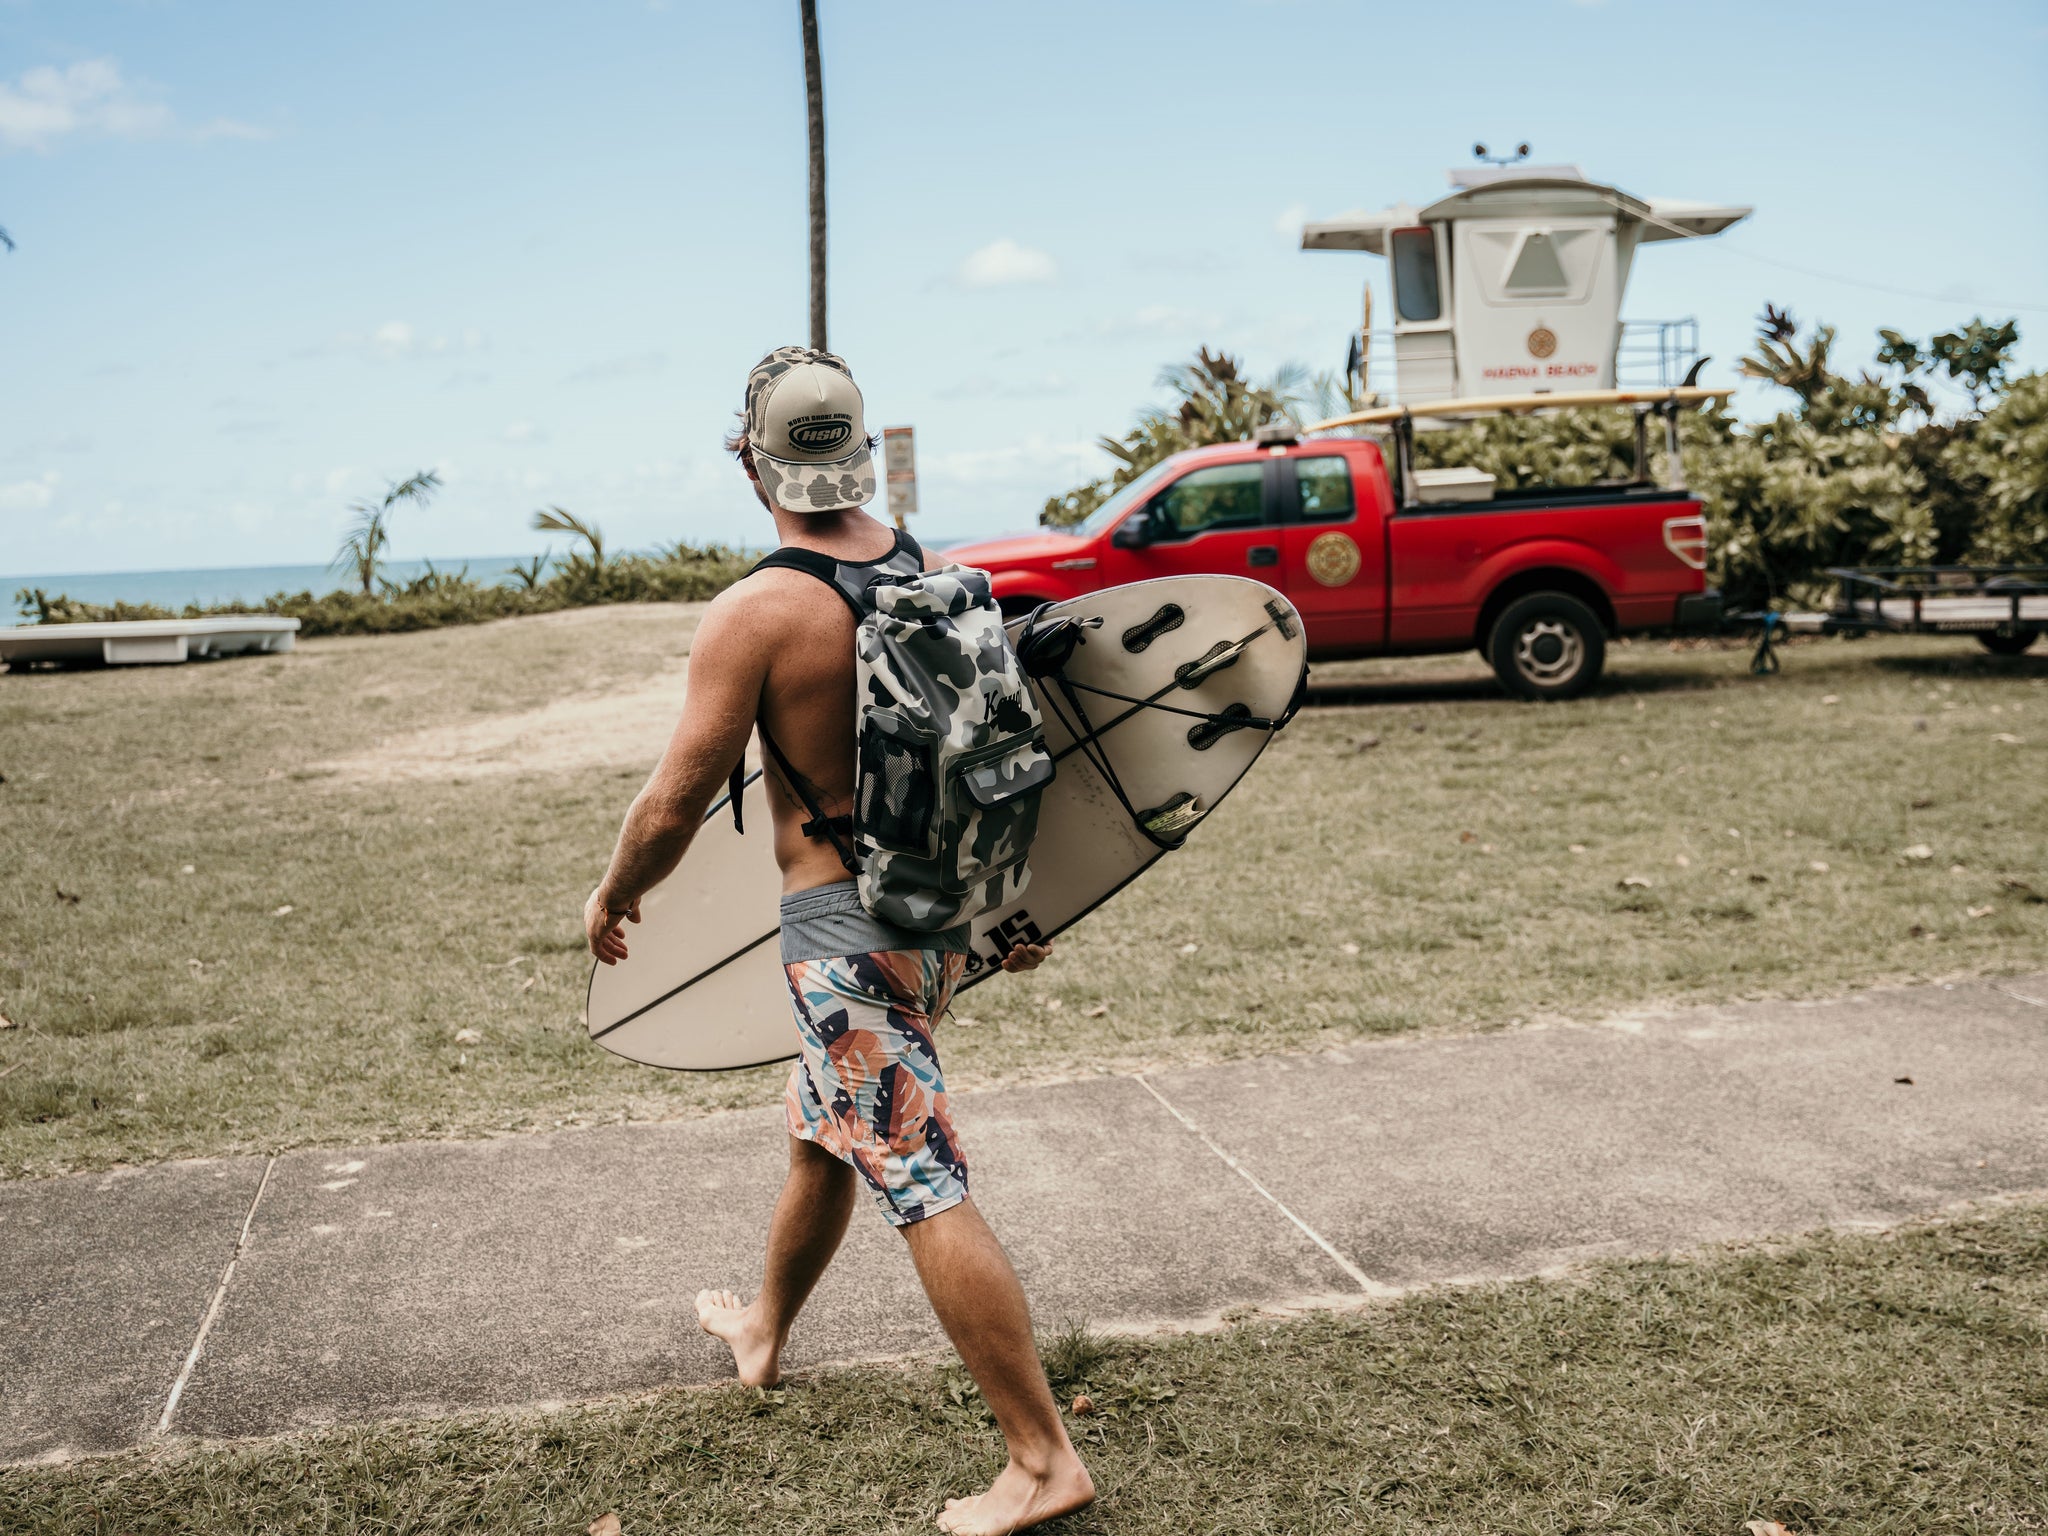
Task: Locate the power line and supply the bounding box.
[1612,196,2048,316]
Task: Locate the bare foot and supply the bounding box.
[936,1455,1095,1535]
[693,1288,781,1387]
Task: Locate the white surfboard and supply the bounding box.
[586,575,1307,1070]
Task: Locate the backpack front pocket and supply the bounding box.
[855,709,939,857]
[941,728,1054,889]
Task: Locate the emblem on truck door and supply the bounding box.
[1305,532,1362,587]
[1526,326,1558,359]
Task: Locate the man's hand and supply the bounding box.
[1000,940,1053,974]
[585,888,640,966]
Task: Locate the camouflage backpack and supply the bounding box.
[741,534,1054,931]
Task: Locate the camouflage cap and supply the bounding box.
[743,345,877,514]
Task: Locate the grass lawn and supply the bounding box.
[5,1200,2042,1533]
[2,618,2044,1177]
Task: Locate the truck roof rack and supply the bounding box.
[1308,384,1734,507]
[1303,384,1731,434]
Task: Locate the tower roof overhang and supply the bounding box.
[1302,173,1749,254]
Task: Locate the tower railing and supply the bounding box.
[1334,317,1703,407]
[1615,318,1701,388]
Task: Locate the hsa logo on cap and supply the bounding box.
[786,414,854,454]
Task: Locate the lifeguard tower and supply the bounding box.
[1302,151,1750,405]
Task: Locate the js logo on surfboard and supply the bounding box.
[787,415,854,453]
[967,910,1045,972]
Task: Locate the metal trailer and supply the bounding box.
[1742,566,2048,673]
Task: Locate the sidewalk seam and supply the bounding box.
[154,1152,276,1439]
[1132,1074,1394,1298]
[1991,982,2046,1010]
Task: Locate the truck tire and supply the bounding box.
[1487,591,1606,701]
[1976,628,2039,656]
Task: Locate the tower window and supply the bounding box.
[1390,228,1442,322]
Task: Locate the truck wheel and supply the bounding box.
[1487,592,1606,701]
[1976,628,2039,656]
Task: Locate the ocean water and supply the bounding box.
[2,557,537,627]
[3,533,990,628]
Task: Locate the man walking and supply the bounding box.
[585,347,1094,1535]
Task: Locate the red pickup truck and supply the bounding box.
[947,429,1719,700]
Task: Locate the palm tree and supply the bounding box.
[334,469,442,595]
[1155,348,1308,442]
[0,226,14,253]
[1040,348,1308,526]
[801,0,827,351]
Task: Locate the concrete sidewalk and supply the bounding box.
[5,973,2045,1464]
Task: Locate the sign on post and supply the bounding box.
[882,426,917,531]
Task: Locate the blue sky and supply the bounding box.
[3,0,2044,579]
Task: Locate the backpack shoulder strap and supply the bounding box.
[754,730,857,871]
[747,546,863,618]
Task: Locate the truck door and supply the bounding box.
[1093,458,1281,589]
[1274,450,1384,653]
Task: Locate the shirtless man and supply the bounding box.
[584,347,1094,1535]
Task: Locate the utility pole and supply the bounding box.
[800,0,827,352]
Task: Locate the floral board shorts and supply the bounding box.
[780,882,972,1227]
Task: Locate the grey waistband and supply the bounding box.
[779,881,972,965]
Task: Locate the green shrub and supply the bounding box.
[1945,372,2048,565]
[15,542,755,639]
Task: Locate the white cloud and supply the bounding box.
[956,238,1058,288]
[1274,202,1308,237]
[317,467,360,496]
[0,59,266,153]
[1091,303,1225,339]
[371,320,415,358]
[193,117,272,143]
[0,470,60,510]
[334,321,489,362]
[564,351,667,383]
[923,437,1101,489]
[501,421,544,444]
[951,371,1074,400]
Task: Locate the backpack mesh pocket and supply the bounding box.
[856,711,938,857]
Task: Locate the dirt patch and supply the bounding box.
[313,605,707,784]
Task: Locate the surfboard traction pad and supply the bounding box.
[584,576,1308,1068]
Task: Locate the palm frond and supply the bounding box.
[532,506,605,566]
[381,469,443,510]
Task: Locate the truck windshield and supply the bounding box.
[1071,460,1180,539]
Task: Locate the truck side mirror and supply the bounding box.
[1111,513,1153,550]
